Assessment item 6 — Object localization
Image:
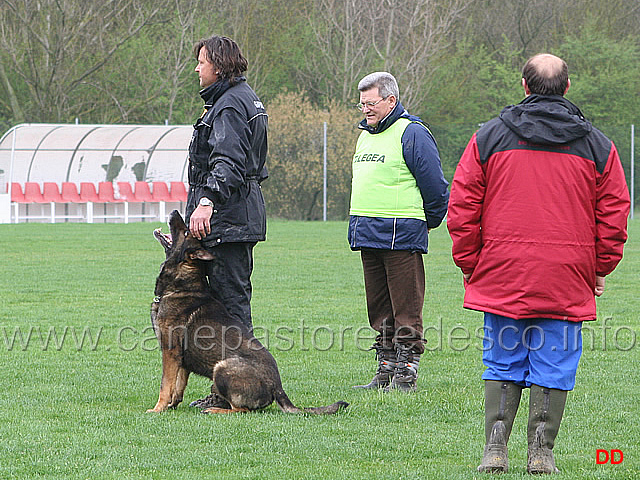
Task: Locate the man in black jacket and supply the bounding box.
[187,35,268,331]
[186,35,268,410]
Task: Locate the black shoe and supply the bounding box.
[189,393,231,409]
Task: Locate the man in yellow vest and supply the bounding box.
[350,72,449,392]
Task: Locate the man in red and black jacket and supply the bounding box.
[448,54,630,474]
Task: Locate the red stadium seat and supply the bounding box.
[170,182,188,202]
[10,183,26,222]
[10,183,25,203]
[43,182,64,203]
[61,183,84,203]
[20,182,53,222]
[117,182,141,202]
[80,182,100,203]
[151,182,172,202]
[45,182,85,222]
[134,181,154,202]
[98,182,123,203]
[24,182,46,203]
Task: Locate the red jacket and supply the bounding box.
[448,95,630,321]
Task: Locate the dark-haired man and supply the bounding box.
[186,36,268,410]
[187,35,268,329]
[448,54,630,474]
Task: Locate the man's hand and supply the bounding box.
[189,204,213,240]
[594,275,606,297]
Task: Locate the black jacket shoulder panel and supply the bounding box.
[581,127,612,174]
[476,109,612,174]
[475,117,511,164]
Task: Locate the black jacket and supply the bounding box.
[186,77,268,247]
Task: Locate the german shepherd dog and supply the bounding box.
[147,210,348,415]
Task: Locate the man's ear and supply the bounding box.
[522,78,531,96]
[564,78,571,95]
[189,249,215,261]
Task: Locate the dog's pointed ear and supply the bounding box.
[188,249,214,261]
[168,210,187,243]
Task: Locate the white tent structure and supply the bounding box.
[0,123,192,223]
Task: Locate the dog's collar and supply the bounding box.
[153,292,178,303]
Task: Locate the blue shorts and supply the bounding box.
[481,312,583,391]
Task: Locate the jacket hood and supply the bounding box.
[499,95,592,145]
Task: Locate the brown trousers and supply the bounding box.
[361,248,426,354]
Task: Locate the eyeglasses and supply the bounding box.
[356,97,387,111]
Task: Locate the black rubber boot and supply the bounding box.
[527,385,567,474]
[478,380,523,473]
[189,388,231,410]
[353,345,396,389]
[384,344,420,392]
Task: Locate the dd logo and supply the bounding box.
[596,449,624,465]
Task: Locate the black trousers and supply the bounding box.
[361,248,426,354]
[204,242,256,329]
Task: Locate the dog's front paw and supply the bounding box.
[146,404,169,413]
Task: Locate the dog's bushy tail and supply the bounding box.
[303,401,349,415]
[274,388,348,415]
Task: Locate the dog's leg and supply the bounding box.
[147,347,181,413]
[168,368,190,409]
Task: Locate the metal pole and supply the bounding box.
[631,124,635,220]
[9,126,17,222]
[323,121,327,222]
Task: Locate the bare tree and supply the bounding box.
[164,0,202,123]
[469,0,569,57]
[0,0,168,123]
[298,0,373,104]
[298,0,470,109]
[203,0,308,98]
[366,0,471,109]
[0,58,24,124]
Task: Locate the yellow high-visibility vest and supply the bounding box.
[350,118,426,220]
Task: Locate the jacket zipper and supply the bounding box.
[391,218,397,250]
[351,217,359,248]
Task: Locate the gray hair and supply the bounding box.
[358,72,400,100]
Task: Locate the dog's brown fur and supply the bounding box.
[147,210,348,415]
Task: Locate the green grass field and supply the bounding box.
[0,218,638,479]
